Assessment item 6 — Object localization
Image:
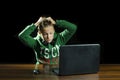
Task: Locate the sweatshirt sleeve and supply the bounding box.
[56,20,77,45]
[18,23,37,48]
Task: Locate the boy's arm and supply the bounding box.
[18,17,46,48]
[56,20,77,45]
[18,24,37,48]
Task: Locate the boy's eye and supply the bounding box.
[50,33,53,34]
[43,33,47,35]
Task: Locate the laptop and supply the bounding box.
[52,44,100,76]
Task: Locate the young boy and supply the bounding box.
[18,16,77,74]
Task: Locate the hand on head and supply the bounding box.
[46,17,56,25]
[35,16,55,27]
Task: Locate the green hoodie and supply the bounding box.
[18,20,77,64]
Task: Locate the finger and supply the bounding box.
[37,17,46,22]
[47,17,56,24]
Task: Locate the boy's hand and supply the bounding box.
[34,16,56,27]
[34,17,46,27]
[46,17,56,25]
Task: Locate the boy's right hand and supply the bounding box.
[34,17,46,27]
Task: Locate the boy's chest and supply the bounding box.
[39,44,61,59]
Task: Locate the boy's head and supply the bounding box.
[38,19,55,43]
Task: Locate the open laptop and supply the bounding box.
[52,44,100,76]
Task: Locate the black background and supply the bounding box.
[0,1,119,64]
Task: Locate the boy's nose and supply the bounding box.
[47,34,50,39]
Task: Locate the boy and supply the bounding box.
[18,16,77,74]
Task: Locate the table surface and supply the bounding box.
[0,64,120,80]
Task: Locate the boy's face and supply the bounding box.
[41,26,55,43]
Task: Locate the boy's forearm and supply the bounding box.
[18,23,36,36]
[55,20,77,45]
[18,23,37,48]
[56,20,77,33]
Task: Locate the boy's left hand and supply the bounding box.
[46,17,56,25]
